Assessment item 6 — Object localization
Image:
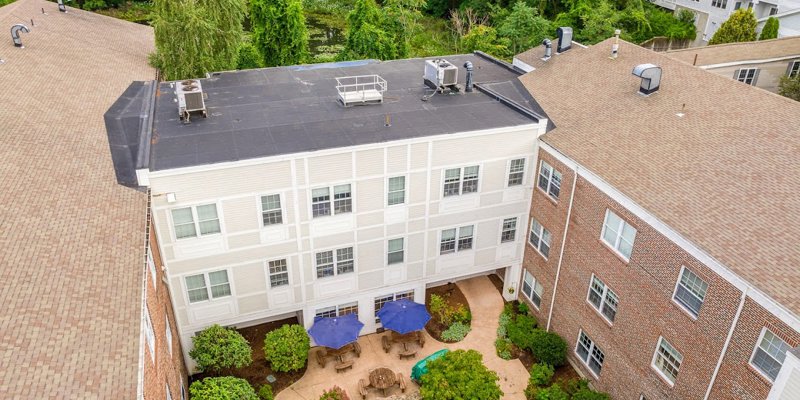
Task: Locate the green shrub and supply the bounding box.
[237,41,265,70]
[572,388,612,400]
[529,330,567,367]
[517,301,530,315]
[507,314,538,351]
[529,363,554,387]
[526,383,569,400]
[503,302,516,316]
[190,377,259,400]
[497,311,512,338]
[759,17,779,40]
[258,384,274,400]
[429,294,451,325]
[189,324,253,373]
[264,324,310,372]
[319,385,349,400]
[442,321,471,342]
[453,304,472,324]
[420,349,503,400]
[495,338,513,360]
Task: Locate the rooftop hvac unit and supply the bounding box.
[424,59,458,90]
[176,79,207,122]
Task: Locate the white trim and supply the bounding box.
[749,326,791,383]
[537,159,562,201]
[671,266,707,320]
[651,336,681,387]
[386,236,406,266]
[265,257,292,289]
[499,216,520,244]
[704,288,747,400]
[438,224,476,255]
[574,329,604,379]
[441,164,482,198]
[539,141,800,332]
[700,55,800,69]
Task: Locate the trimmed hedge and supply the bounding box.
[264,324,310,372]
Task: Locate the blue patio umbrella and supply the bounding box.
[307,313,364,349]
[376,298,431,335]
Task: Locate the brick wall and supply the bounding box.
[143,218,189,400]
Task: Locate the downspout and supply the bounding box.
[546,164,578,331]
[704,287,748,400]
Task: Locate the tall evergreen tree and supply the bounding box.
[338,0,400,60]
[708,9,757,45]
[759,17,779,40]
[151,0,246,80]
[251,0,309,67]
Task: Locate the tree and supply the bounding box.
[498,1,552,54]
[263,324,310,372]
[190,377,259,400]
[460,25,511,58]
[778,74,800,101]
[237,41,265,70]
[151,0,246,80]
[759,17,779,40]
[189,324,253,374]
[708,9,757,45]
[339,0,400,60]
[251,0,309,67]
[383,0,426,58]
[420,349,503,400]
[526,383,569,400]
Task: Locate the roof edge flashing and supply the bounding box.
[473,82,544,122]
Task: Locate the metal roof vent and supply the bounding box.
[424,59,459,91]
[541,39,552,61]
[632,64,662,95]
[176,79,207,122]
[556,27,572,53]
[11,24,30,48]
[335,75,387,107]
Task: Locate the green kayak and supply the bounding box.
[410,349,449,382]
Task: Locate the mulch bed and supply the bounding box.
[424,282,470,341]
[189,317,306,394]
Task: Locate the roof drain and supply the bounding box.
[11,24,30,48]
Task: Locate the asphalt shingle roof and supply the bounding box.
[666,36,800,66]
[0,0,154,397]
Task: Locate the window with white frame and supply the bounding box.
[144,305,155,362]
[529,218,552,258]
[601,210,636,260]
[316,302,359,318]
[501,217,517,243]
[537,161,563,199]
[521,270,544,308]
[711,0,727,8]
[388,238,404,265]
[147,247,157,290]
[166,384,172,400]
[789,61,800,78]
[165,314,173,356]
[672,267,708,318]
[171,204,221,239]
[388,176,406,206]
[769,6,778,15]
[374,290,414,323]
[587,275,619,323]
[443,166,480,197]
[440,225,474,254]
[652,337,683,384]
[185,270,231,303]
[508,158,525,186]
[315,247,354,278]
[312,184,352,217]
[750,328,792,381]
[268,259,289,287]
[260,194,283,226]
[576,330,605,376]
[735,68,759,85]
[180,384,186,400]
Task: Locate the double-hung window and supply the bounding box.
[388,176,406,205]
[735,68,759,85]
[521,270,544,308]
[144,305,155,362]
[374,290,414,323]
[501,217,517,243]
[315,247,354,278]
[312,184,352,217]
[508,158,525,186]
[529,218,552,258]
[750,328,792,381]
[711,0,727,8]
[538,161,562,199]
[171,204,221,239]
[587,275,619,323]
[165,314,173,356]
[788,61,800,78]
[443,166,480,197]
[601,210,636,260]
[185,270,231,303]
[260,194,283,226]
[147,247,157,289]
[576,330,605,376]
[440,226,474,254]
[652,337,683,385]
[387,238,404,264]
[268,259,289,287]
[316,302,359,318]
[672,267,708,318]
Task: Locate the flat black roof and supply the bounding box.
[147,53,546,171]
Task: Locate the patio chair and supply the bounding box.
[358,378,369,399]
[417,331,425,348]
[353,341,362,357]
[399,347,417,360]
[397,373,407,393]
[381,335,391,353]
[316,349,328,367]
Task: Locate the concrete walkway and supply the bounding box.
[277,275,529,400]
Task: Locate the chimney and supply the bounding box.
[11,24,30,48]
[463,61,474,93]
[556,27,572,53]
[541,39,552,61]
[610,29,621,59]
[632,64,662,95]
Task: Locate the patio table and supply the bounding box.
[369,367,397,396]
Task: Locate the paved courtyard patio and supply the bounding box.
[276,275,530,399]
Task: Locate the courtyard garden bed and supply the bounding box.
[424,283,472,342]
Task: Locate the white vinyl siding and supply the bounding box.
[587,274,619,323]
[387,238,404,265]
[537,160,562,199]
[601,209,636,260]
[374,290,414,323]
[312,184,352,217]
[171,204,220,239]
[440,225,474,254]
[388,176,406,206]
[576,330,605,376]
[268,259,289,287]
[443,166,479,197]
[316,302,359,318]
[652,337,683,385]
[316,247,354,278]
[185,270,231,303]
[750,328,792,381]
[521,270,544,308]
[529,218,551,258]
[672,267,708,318]
[501,217,517,243]
[260,194,283,226]
[508,158,525,186]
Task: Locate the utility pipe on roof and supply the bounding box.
[703,287,748,400]
[546,161,578,332]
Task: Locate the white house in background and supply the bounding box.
[105,54,550,370]
[758,7,800,37]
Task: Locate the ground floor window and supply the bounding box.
[374,290,415,323]
[316,302,359,319]
[652,337,683,384]
[575,330,605,376]
[521,270,544,308]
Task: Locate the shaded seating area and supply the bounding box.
[381,330,425,359]
[376,299,431,360]
[357,367,407,399]
[316,341,362,371]
[308,314,364,373]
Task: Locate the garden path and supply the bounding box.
[276,275,529,400]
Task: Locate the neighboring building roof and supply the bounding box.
[519,39,800,318]
[666,36,800,66]
[0,0,154,397]
[110,54,545,175]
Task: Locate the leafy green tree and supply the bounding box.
[383,0,426,58]
[237,41,265,70]
[190,377,259,400]
[151,0,246,80]
[420,350,503,400]
[507,314,538,351]
[779,74,800,101]
[251,0,309,67]
[529,329,567,367]
[339,0,400,60]
[189,324,253,374]
[709,9,757,45]
[526,383,569,400]
[554,0,620,44]
[498,1,552,54]
[263,324,310,372]
[461,25,511,58]
[759,17,779,40]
